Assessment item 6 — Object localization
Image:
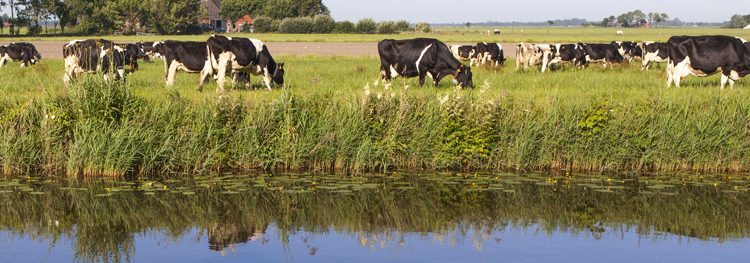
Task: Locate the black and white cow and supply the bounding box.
[63,39,145,85]
[611,41,639,61]
[136,42,156,62]
[515,43,554,72]
[0,42,41,67]
[578,43,625,68]
[639,41,669,70]
[475,42,506,67]
[151,41,213,89]
[666,35,750,89]
[549,43,587,68]
[206,35,285,92]
[450,45,477,65]
[378,38,473,87]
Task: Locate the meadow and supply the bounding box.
[2,51,750,177]
[4,27,750,43]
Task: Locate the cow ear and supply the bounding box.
[278,63,284,69]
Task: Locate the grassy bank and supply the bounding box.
[1,55,750,176]
[3,27,750,43]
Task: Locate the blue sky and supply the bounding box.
[324,0,746,23]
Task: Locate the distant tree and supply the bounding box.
[258,0,328,20]
[220,0,261,21]
[415,22,431,33]
[333,21,355,33]
[727,14,750,28]
[547,20,554,27]
[465,22,471,28]
[355,18,376,34]
[311,15,334,33]
[617,10,646,27]
[252,15,274,33]
[395,20,410,31]
[51,0,71,34]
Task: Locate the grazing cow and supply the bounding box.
[578,43,625,68]
[450,45,477,65]
[549,43,587,68]
[475,42,506,67]
[206,35,285,92]
[136,42,156,62]
[378,38,473,87]
[611,41,639,61]
[515,43,554,72]
[0,42,41,67]
[151,41,213,88]
[63,39,145,85]
[666,35,750,89]
[640,41,669,70]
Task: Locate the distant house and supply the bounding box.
[200,0,253,32]
[638,20,650,28]
[744,25,750,29]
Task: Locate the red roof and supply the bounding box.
[234,15,254,26]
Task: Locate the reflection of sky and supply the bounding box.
[2,224,749,263]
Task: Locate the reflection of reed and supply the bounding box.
[0,176,748,262]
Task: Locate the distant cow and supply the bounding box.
[667,35,750,89]
[450,45,477,65]
[475,42,506,67]
[151,41,213,89]
[378,38,473,87]
[0,42,41,67]
[63,39,146,85]
[206,35,285,91]
[579,43,625,68]
[640,41,669,70]
[515,43,554,72]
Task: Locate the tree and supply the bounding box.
[465,22,471,28]
[333,21,355,33]
[727,14,750,28]
[51,0,70,34]
[220,0,260,21]
[148,0,201,34]
[616,10,646,27]
[547,20,554,27]
[257,0,328,20]
[355,18,376,34]
[415,22,431,33]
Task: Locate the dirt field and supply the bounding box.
[1,41,519,59]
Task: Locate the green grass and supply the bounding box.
[1,56,750,176]
[4,27,750,43]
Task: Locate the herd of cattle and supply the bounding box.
[1,35,749,90]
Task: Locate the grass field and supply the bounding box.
[4,27,750,43]
[2,53,750,177]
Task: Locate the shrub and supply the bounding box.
[356,18,377,34]
[333,21,356,33]
[253,16,274,33]
[278,17,315,33]
[312,15,335,33]
[395,20,411,31]
[377,21,399,34]
[415,22,431,33]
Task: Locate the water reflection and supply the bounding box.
[0,174,748,262]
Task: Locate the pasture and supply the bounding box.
[4,27,750,43]
[2,50,750,177]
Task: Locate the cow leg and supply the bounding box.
[166,60,179,87]
[198,60,213,92]
[215,58,229,93]
[263,68,273,91]
[720,74,730,90]
[418,72,426,86]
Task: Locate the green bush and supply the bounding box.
[415,22,431,33]
[333,21,356,33]
[252,16,275,33]
[312,15,335,33]
[356,18,377,34]
[377,21,399,34]
[395,20,411,31]
[278,17,315,33]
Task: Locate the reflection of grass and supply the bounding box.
[3,27,750,43]
[0,175,748,261]
[2,56,750,175]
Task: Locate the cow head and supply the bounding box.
[121,43,147,73]
[272,62,285,86]
[455,65,473,88]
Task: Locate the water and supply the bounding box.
[0,174,748,262]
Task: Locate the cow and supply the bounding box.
[611,41,639,61]
[0,42,41,67]
[206,35,285,92]
[150,41,213,89]
[136,42,157,62]
[640,41,669,70]
[666,35,750,89]
[549,43,587,69]
[378,38,473,88]
[63,39,146,85]
[475,42,506,67]
[515,43,555,73]
[578,43,625,69]
[450,45,477,65]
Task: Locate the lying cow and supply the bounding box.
[378,38,473,87]
[640,41,668,70]
[206,35,285,92]
[515,43,554,73]
[450,45,477,65]
[578,43,625,69]
[475,42,506,67]
[0,42,41,67]
[63,39,145,85]
[667,35,750,89]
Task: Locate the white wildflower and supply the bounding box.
[373,79,380,87]
[44,114,49,119]
[439,94,450,105]
[363,84,371,97]
[376,92,383,100]
[51,115,56,120]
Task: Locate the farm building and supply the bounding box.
[200,0,254,32]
